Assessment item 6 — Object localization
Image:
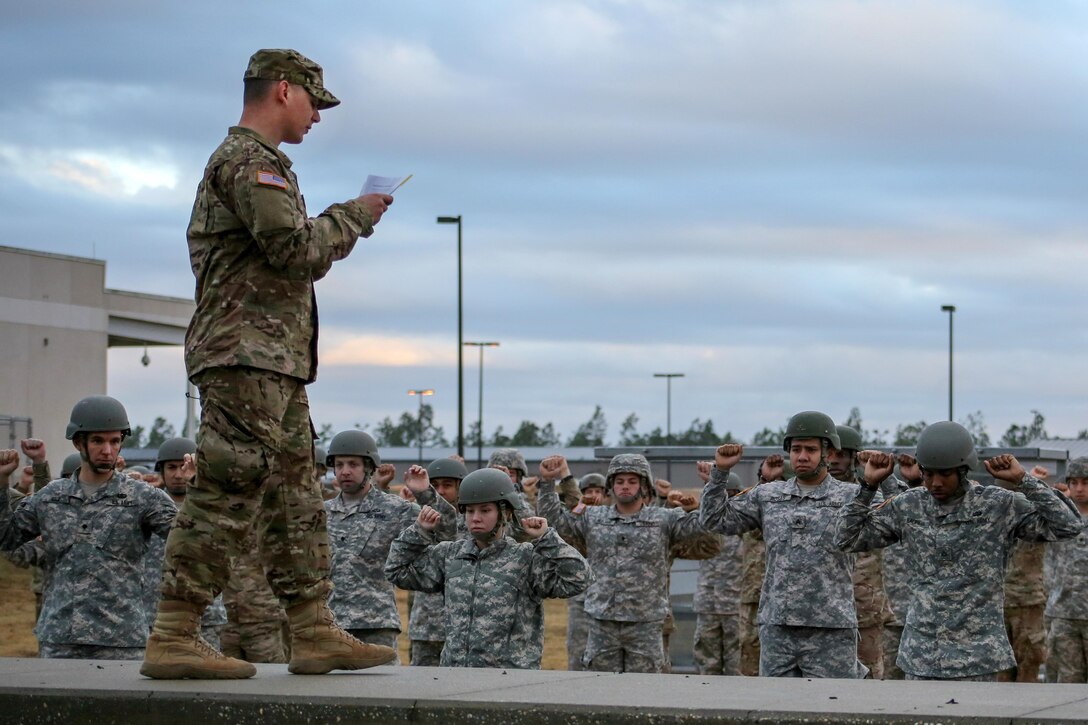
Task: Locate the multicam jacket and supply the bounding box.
[185,126,374,382]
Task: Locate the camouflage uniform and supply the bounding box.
[162,122,376,615]
[325,484,456,660]
[876,476,913,680]
[220,524,289,663]
[385,523,590,669]
[700,469,866,678]
[836,476,1081,679]
[407,590,445,666]
[144,534,228,647]
[738,528,765,676]
[1044,519,1088,682]
[0,472,176,657]
[692,533,743,675]
[998,540,1047,682]
[537,474,714,674]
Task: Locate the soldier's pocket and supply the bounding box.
[92,501,142,561]
[199,402,268,491]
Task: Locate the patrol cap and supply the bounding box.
[244,49,340,110]
[1067,456,1088,481]
[488,448,528,477]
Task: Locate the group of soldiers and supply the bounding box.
[4,400,1088,682]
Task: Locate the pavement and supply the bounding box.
[2,657,1088,724]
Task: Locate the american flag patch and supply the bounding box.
[256,171,288,189]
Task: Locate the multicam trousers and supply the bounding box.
[161,368,330,610]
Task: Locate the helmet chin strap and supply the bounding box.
[797,455,827,482]
[78,444,114,475]
[472,505,510,544]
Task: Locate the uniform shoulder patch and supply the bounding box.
[255,170,288,190]
[734,485,756,497]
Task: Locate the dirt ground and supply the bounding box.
[0,559,571,669]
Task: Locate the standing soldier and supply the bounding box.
[386,468,590,669]
[537,453,713,673]
[692,464,744,676]
[1043,457,1088,682]
[407,456,468,666]
[700,412,867,679]
[999,539,1047,682]
[143,48,397,679]
[565,472,608,671]
[836,421,1081,680]
[324,430,456,661]
[828,424,893,679]
[1,396,177,660]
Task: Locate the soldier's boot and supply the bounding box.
[286,597,396,674]
[140,600,257,679]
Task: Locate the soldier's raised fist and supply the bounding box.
[417,505,441,531]
[984,454,1026,485]
[404,464,430,493]
[695,460,712,483]
[375,463,396,488]
[716,444,743,471]
[20,439,46,464]
[861,450,894,489]
[0,449,19,478]
[539,455,569,481]
[520,516,549,539]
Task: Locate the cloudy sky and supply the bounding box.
[5,1,1088,447]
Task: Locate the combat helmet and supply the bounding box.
[65,395,131,440]
[326,430,380,468]
[835,425,863,453]
[488,448,528,478]
[783,411,840,451]
[155,437,197,473]
[314,445,328,467]
[579,472,606,493]
[726,472,742,491]
[1066,456,1088,481]
[606,453,654,498]
[427,457,469,481]
[457,468,524,512]
[60,452,82,478]
[914,421,978,471]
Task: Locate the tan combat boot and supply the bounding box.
[286,597,396,674]
[140,599,257,679]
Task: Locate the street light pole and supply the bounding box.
[407,389,435,463]
[653,373,685,481]
[437,216,464,458]
[941,305,955,422]
[464,341,500,469]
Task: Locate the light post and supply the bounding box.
[653,373,685,480]
[464,341,499,469]
[437,215,464,458]
[407,389,435,463]
[941,305,955,421]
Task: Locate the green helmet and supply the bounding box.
[488,448,528,477]
[60,453,82,478]
[457,468,524,511]
[726,472,742,490]
[783,411,840,451]
[835,425,863,453]
[1066,456,1088,480]
[326,430,380,468]
[155,437,197,472]
[314,445,328,467]
[606,453,654,497]
[579,472,606,492]
[427,457,469,481]
[65,395,131,440]
[914,421,978,471]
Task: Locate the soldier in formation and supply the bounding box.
[1,396,176,660]
[385,468,589,668]
[537,452,713,673]
[1043,457,1088,682]
[324,430,457,661]
[836,421,1081,680]
[701,412,868,678]
[692,464,743,676]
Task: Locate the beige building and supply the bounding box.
[0,245,193,480]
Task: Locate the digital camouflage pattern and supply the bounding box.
[694,533,742,615]
[185,126,373,382]
[700,467,862,629]
[566,596,591,671]
[487,448,528,477]
[693,614,740,676]
[759,624,866,678]
[325,483,456,631]
[161,368,330,612]
[0,472,176,648]
[836,475,1082,678]
[409,638,444,667]
[385,524,589,669]
[537,477,712,622]
[583,619,667,673]
[1044,518,1088,682]
[144,534,226,633]
[408,589,445,643]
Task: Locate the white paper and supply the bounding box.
[360,174,412,195]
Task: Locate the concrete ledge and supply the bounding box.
[3,658,1088,724]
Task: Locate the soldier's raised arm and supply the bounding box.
[700,444,762,535]
[384,506,450,594]
[536,455,588,548]
[835,451,902,552]
[987,455,1082,542]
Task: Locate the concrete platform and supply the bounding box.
[2,658,1088,724]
